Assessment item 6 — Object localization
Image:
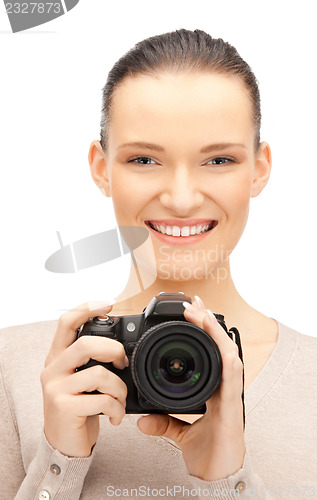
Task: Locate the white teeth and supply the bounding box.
[181,226,190,237]
[149,222,213,237]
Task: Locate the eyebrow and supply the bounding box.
[117,141,247,153]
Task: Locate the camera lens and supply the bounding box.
[149,338,204,396]
[167,357,185,375]
[131,321,222,411]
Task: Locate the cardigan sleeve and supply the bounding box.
[188,448,272,498]
[0,359,94,500]
[14,432,95,500]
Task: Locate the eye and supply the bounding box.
[206,157,234,165]
[127,156,157,165]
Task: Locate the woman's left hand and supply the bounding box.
[137,296,246,481]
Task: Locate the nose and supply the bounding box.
[159,165,204,216]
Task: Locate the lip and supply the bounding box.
[144,219,218,246]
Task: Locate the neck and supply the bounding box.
[112,257,277,345]
[114,258,244,322]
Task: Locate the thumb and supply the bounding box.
[137,414,188,443]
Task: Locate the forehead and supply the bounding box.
[108,72,254,149]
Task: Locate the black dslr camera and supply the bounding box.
[76,292,244,414]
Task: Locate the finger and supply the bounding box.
[45,335,128,378]
[137,414,189,443]
[183,301,208,327]
[60,364,128,407]
[194,295,205,311]
[46,300,115,364]
[70,393,126,424]
[202,311,239,355]
[183,303,237,355]
[220,351,243,389]
[184,295,204,312]
[206,351,244,427]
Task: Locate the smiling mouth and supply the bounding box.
[145,220,218,237]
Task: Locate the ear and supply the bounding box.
[251,141,272,198]
[88,140,111,197]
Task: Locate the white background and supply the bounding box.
[0,0,316,336]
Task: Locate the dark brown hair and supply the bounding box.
[100,28,261,151]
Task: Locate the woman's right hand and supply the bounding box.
[40,301,128,458]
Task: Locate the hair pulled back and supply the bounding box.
[100,29,261,151]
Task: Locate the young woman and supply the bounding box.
[1,29,316,499]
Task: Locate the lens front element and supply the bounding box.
[131,321,222,411]
[148,337,207,397]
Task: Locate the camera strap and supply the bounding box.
[228,327,246,430]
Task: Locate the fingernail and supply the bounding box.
[194,295,205,309]
[124,355,129,367]
[183,301,196,312]
[207,309,217,322]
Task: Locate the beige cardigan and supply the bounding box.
[0,319,316,499]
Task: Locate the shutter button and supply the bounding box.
[235,481,246,492]
[38,491,50,500]
[50,463,61,475]
[93,315,114,326]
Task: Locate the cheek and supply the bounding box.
[110,167,147,220]
[208,169,253,254]
[212,170,252,220]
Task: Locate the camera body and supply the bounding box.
[76,292,239,414]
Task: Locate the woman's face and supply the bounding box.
[92,72,271,281]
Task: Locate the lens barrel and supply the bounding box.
[131,321,222,411]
